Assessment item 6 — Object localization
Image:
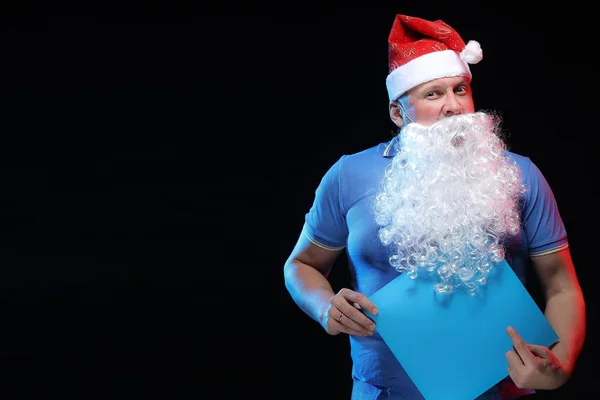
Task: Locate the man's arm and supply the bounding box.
[283,233,377,336]
[531,247,586,376]
[283,233,342,324]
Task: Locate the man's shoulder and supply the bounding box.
[339,141,389,164]
[505,150,532,167]
[330,143,390,187]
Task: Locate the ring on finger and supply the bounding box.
[338,313,344,322]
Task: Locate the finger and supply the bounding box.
[505,349,524,367]
[339,289,378,315]
[337,305,377,332]
[338,323,372,337]
[332,290,377,332]
[336,311,374,335]
[506,326,536,365]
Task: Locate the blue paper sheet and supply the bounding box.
[363,260,559,400]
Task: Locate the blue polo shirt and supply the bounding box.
[302,136,569,399]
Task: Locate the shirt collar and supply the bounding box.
[383,135,400,158]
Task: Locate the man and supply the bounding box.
[282,14,586,399]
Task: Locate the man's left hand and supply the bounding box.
[505,326,569,390]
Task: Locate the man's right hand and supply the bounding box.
[321,288,378,336]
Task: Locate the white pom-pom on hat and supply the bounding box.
[460,40,483,64]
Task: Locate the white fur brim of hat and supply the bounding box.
[386,40,483,101]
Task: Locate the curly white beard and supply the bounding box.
[373,112,526,295]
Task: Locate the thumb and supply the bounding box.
[527,344,551,359]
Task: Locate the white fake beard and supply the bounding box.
[373,112,526,295]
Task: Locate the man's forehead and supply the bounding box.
[414,76,470,92]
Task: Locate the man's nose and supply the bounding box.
[442,94,462,116]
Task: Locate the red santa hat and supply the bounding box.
[386,14,483,101]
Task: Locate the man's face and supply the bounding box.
[395,76,475,127]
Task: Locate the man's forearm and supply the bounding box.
[284,261,335,323]
[544,290,586,375]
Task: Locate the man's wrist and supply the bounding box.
[318,295,335,324]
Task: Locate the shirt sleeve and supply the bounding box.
[302,156,349,250]
[521,158,569,256]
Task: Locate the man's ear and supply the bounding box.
[389,100,404,128]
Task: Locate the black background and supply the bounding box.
[0,3,595,399]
